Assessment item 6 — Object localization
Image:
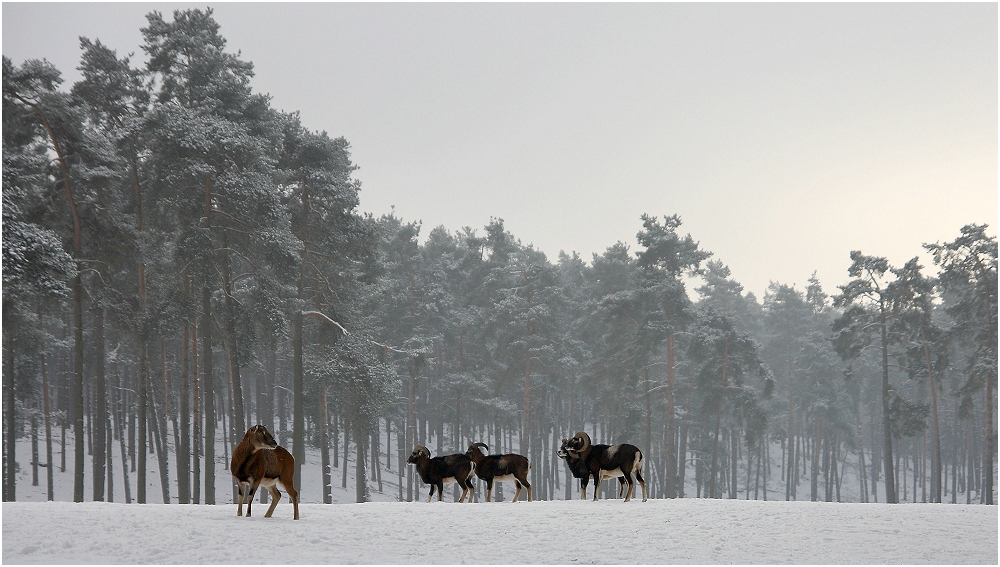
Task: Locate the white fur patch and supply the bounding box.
[600,468,624,480]
[493,474,516,483]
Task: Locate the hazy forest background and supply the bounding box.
[3,9,997,507]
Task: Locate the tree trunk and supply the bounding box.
[92,307,107,501]
[824,430,834,502]
[922,343,942,503]
[221,230,246,456]
[811,412,821,502]
[406,361,417,501]
[708,343,729,499]
[292,310,304,492]
[86,374,93,459]
[730,428,739,498]
[677,417,689,498]
[163,341,181,500]
[665,332,677,498]
[985,369,995,505]
[106,415,113,502]
[523,346,531,461]
[31,410,39,487]
[372,425,383,493]
[264,343,276,431]
[113,382,132,503]
[786,361,795,501]
[63,388,69,474]
[870,409,880,502]
[321,389,332,504]
[3,331,15,502]
[398,419,405,502]
[385,418,392,472]
[355,425,368,503]
[342,418,351,489]
[72,271,86,503]
[192,322,201,504]
[42,349,55,501]
[138,341,149,504]
[149,374,171,504]
[178,324,191,504]
[202,285,216,505]
[878,303,898,503]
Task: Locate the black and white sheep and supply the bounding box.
[465,442,532,502]
[561,431,647,502]
[557,437,627,500]
[406,445,476,503]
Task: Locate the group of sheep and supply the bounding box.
[406,442,533,503]
[228,425,647,521]
[406,430,647,504]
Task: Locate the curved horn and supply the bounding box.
[472,442,489,452]
[573,431,591,452]
[414,445,430,456]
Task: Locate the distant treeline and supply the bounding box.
[3,8,996,505]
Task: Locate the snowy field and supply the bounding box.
[2,498,997,564]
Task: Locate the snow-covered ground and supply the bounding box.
[2,498,997,564]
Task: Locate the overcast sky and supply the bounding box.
[4,2,997,298]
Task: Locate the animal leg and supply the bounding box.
[635,468,648,502]
[623,474,635,502]
[464,479,475,503]
[592,473,601,501]
[236,482,246,516]
[286,486,300,520]
[246,483,259,517]
[264,485,281,518]
[523,477,533,502]
[512,481,522,503]
[485,479,493,502]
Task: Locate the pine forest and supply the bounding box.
[3,8,997,508]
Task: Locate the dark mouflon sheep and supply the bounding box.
[557,437,627,500]
[465,442,532,502]
[406,445,477,502]
[561,431,647,502]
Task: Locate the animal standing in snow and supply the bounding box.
[465,442,532,502]
[557,437,628,499]
[560,431,647,502]
[230,424,300,519]
[406,445,477,502]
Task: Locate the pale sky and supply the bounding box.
[3,2,997,298]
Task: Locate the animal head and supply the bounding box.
[243,424,278,450]
[565,431,592,454]
[466,442,489,459]
[557,438,576,460]
[407,445,430,464]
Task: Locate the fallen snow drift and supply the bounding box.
[2,499,996,564]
